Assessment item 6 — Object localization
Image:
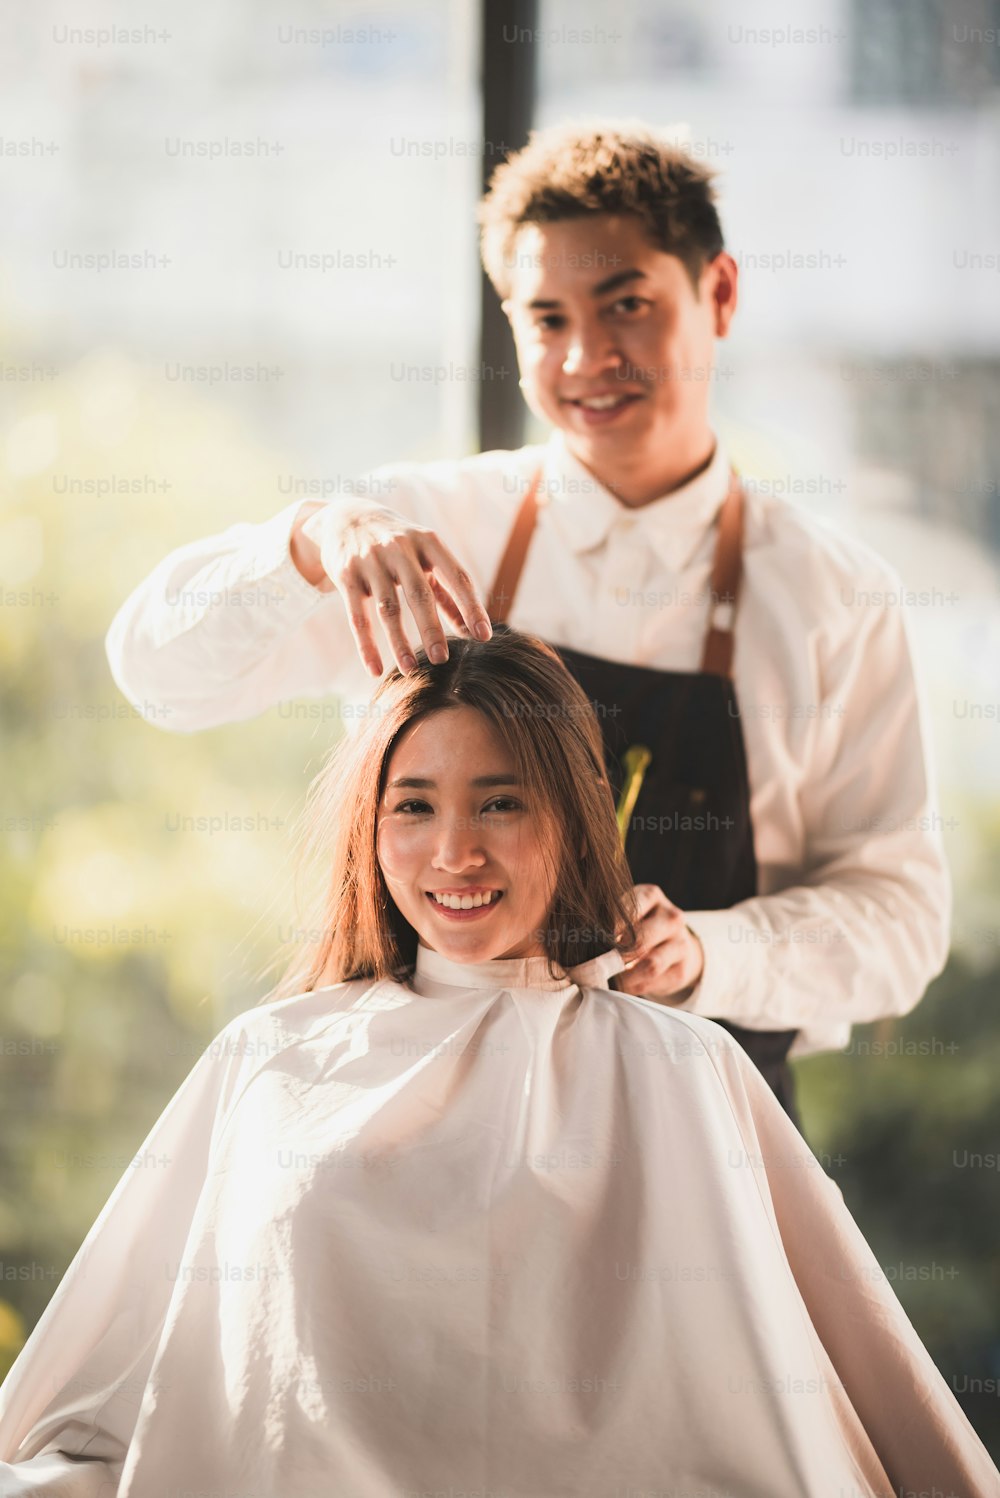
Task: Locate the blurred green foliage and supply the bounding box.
[798,962,1000,1456]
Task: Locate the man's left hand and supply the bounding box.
[612,884,704,1005]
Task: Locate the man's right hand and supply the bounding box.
[289,500,493,678]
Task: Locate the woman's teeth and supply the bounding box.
[429,890,503,910]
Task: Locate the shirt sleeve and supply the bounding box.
[705,1026,999,1495]
[0,1019,248,1494]
[104,477,423,733]
[681,580,951,1038]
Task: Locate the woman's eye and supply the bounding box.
[536,314,564,330]
[391,798,522,816]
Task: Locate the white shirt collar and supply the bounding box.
[540,427,732,574]
[414,941,626,993]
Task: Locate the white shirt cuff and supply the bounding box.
[244,500,335,617]
[673,909,744,1022]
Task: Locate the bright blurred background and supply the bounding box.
[2,0,1000,1459]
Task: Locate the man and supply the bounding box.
[106,120,951,1129]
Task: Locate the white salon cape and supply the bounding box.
[1,946,995,1498]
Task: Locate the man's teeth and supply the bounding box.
[430,890,502,910]
[578,394,631,410]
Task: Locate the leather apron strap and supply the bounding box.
[700,470,745,678]
[487,472,545,627]
[487,464,747,678]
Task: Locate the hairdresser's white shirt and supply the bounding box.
[104,430,952,1059]
[1,946,996,1496]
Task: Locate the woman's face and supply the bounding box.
[376,704,561,963]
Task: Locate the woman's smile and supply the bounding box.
[426,888,506,920]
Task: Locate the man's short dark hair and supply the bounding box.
[477,118,726,298]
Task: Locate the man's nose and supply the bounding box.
[562,323,624,378]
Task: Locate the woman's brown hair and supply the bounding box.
[262,625,639,1000]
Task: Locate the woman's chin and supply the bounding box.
[409,894,551,963]
[423,928,509,961]
[414,913,532,964]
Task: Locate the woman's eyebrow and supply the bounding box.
[387,775,522,789]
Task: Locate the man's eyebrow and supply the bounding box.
[526,267,648,310]
[387,775,522,789]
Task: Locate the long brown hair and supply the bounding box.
[262,625,640,1001]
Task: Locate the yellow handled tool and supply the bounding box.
[616,744,652,847]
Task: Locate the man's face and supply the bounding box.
[502,213,737,472]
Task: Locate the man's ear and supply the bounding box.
[706,252,739,338]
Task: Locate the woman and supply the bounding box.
[0,626,996,1497]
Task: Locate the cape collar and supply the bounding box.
[413,941,625,993]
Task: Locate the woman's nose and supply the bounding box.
[432,819,488,870]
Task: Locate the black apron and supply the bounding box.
[487,461,802,1130]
